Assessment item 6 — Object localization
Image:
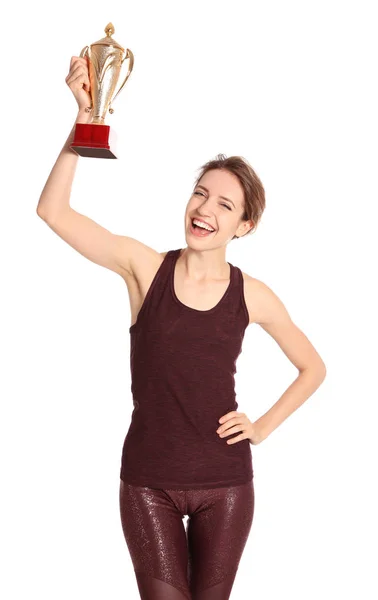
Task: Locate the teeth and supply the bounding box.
[193,219,215,232]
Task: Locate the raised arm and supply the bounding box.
[36,57,150,279]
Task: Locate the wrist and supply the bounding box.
[75,108,92,124]
[250,421,268,445]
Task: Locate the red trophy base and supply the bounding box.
[70,123,118,159]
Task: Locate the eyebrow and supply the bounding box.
[195,184,236,209]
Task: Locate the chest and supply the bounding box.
[172,271,233,312]
[124,253,255,328]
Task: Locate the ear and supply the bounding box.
[238,219,254,237]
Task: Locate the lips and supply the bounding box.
[189,220,216,238]
[191,217,216,231]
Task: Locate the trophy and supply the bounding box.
[70,22,134,159]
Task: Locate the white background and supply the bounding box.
[1,0,377,598]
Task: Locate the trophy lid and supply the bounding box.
[91,22,125,51]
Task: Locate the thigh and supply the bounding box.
[119,480,191,600]
[186,480,255,600]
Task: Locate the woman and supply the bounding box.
[37,56,327,600]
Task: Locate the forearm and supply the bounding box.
[36,109,92,219]
[253,366,326,442]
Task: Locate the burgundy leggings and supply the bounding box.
[119,479,255,600]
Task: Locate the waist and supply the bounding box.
[121,430,253,488]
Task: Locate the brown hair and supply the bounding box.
[193,154,266,240]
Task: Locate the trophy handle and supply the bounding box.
[109,48,134,113]
[79,45,91,59]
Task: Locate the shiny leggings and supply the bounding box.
[119,479,255,600]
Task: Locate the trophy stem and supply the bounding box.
[91,117,106,125]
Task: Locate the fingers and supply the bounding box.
[65,58,90,91]
[66,56,89,81]
[65,66,90,88]
[70,55,88,70]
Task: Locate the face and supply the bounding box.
[185,169,253,246]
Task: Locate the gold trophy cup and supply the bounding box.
[70,22,134,159]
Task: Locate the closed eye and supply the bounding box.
[194,191,232,210]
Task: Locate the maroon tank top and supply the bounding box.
[120,248,253,489]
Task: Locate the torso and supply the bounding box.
[120,248,255,489]
[122,250,260,329]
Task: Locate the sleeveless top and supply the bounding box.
[120,248,253,490]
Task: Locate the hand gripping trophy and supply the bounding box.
[70,22,134,159]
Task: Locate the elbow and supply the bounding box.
[36,204,46,219]
[299,360,327,383]
[315,361,327,385]
[317,357,327,379]
[311,353,327,382]
[36,205,52,222]
[318,364,327,382]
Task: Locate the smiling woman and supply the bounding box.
[191,153,266,241]
[36,72,325,599]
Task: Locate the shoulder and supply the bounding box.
[239,269,291,327]
[160,251,169,258]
